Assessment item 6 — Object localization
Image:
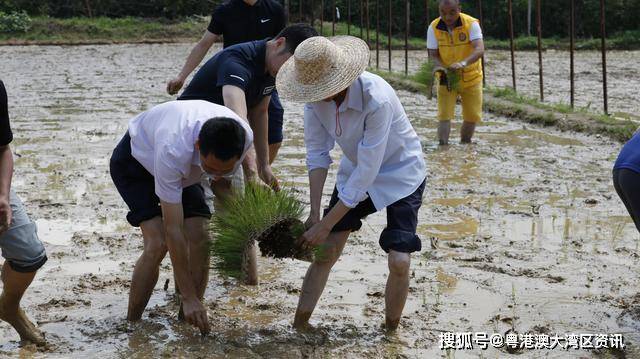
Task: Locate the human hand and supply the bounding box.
[182,296,210,335]
[166,77,185,95]
[299,222,331,249]
[448,61,466,70]
[258,165,280,192]
[304,213,320,230]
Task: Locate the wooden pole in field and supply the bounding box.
[388,0,392,72]
[320,0,324,35]
[366,0,371,47]
[376,0,380,69]
[508,0,516,91]
[478,0,485,86]
[405,0,409,75]
[600,0,609,114]
[360,0,364,38]
[570,0,575,108]
[348,0,351,35]
[536,0,544,101]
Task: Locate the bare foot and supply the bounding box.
[384,317,400,332]
[293,312,313,331]
[0,300,46,346]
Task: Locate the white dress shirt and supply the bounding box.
[304,71,427,210]
[128,100,253,204]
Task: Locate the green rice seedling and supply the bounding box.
[413,61,437,99]
[442,69,461,92]
[413,61,462,98]
[210,182,313,279]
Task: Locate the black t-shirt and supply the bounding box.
[0,81,12,146]
[208,0,286,48]
[178,40,276,109]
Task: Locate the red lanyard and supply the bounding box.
[335,105,342,137]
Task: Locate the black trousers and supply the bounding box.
[613,168,640,233]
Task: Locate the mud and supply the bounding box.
[0,44,639,358]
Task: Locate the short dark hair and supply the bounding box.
[275,23,319,54]
[198,117,246,161]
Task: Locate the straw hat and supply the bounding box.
[276,36,370,103]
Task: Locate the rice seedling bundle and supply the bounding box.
[210,183,312,279]
[414,61,462,98]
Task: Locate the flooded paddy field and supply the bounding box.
[376,49,638,117]
[0,44,639,358]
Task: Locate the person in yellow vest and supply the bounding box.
[427,0,485,145]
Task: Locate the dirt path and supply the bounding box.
[0,44,638,358]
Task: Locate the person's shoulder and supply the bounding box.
[429,17,442,28]
[360,72,395,102]
[222,41,261,61]
[460,13,479,24]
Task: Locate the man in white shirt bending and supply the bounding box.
[276,36,427,331]
[109,100,253,334]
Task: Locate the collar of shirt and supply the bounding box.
[340,77,364,113]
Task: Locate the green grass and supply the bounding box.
[0,15,207,43]
[210,183,305,278]
[1,17,637,49]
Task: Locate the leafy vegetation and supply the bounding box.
[0,10,31,33]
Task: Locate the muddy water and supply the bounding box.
[374,49,639,117]
[1,44,639,358]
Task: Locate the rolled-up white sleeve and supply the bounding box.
[304,106,335,171]
[338,102,393,208]
[426,25,438,49]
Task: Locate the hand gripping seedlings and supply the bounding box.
[415,61,462,98]
[210,183,314,280]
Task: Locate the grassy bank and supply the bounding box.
[0,16,208,44]
[1,16,638,50]
[371,69,638,142]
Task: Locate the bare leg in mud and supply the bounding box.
[384,251,411,331]
[460,121,476,143]
[0,262,46,345]
[293,231,350,329]
[438,121,452,145]
[268,143,281,165]
[128,216,167,321]
[184,217,210,300]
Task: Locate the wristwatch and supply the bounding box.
[460,60,468,68]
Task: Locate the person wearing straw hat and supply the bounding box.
[277,36,427,330]
[427,0,485,145]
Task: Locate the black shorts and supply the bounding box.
[268,90,284,145]
[613,168,640,233]
[323,180,426,253]
[109,132,212,227]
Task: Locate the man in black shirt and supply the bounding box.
[0,80,48,346]
[167,0,288,165]
[177,24,317,191]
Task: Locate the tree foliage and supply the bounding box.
[1,0,638,38]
